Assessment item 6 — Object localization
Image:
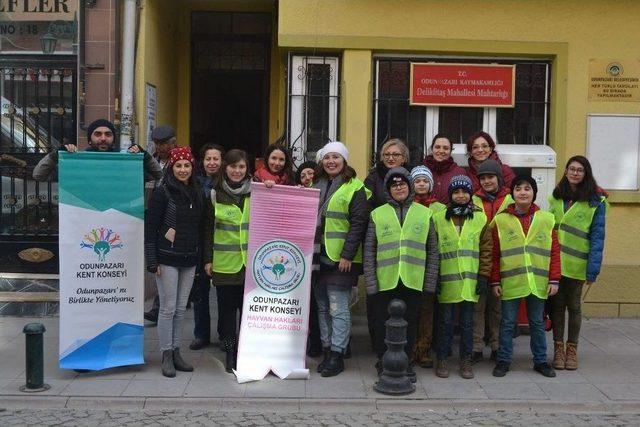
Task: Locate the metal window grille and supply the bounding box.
[287,54,340,166]
[373,58,551,167]
[0,57,76,274]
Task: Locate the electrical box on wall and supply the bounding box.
[452,144,557,210]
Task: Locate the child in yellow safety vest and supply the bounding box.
[433,175,493,380]
[363,167,439,381]
[409,165,444,370]
[490,175,561,378]
[548,156,608,371]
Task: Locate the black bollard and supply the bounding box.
[374,299,415,395]
[20,323,50,393]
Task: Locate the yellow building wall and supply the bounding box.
[134,0,180,148]
[278,0,640,317]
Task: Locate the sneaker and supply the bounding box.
[435,359,449,378]
[143,310,158,324]
[534,362,556,378]
[492,361,510,377]
[471,351,484,364]
[321,351,344,377]
[459,359,474,379]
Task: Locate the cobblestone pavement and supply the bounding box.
[1,408,640,427]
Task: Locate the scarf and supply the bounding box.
[424,154,458,174]
[315,175,345,226]
[254,166,292,186]
[221,176,252,205]
[445,202,475,220]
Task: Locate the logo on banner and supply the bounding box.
[253,240,305,294]
[80,227,123,261]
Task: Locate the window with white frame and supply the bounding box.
[287,54,340,166]
[373,58,551,166]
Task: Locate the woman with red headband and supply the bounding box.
[145,146,203,378]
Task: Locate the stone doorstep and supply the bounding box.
[0,292,59,302]
[1,396,640,414]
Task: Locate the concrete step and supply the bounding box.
[0,273,59,316]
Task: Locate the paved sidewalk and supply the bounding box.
[1,313,640,412]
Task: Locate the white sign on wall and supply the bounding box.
[145,83,157,154]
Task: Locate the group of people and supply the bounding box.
[35,119,607,381]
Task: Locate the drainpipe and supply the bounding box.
[119,0,137,151]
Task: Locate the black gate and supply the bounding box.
[0,56,77,274]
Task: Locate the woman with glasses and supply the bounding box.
[423,134,467,204]
[548,156,608,371]
[365,138,411,209]
[465,131,515,193]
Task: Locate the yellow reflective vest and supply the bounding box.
[548,196,606,281]
[494,210,555,300]
[433,209,487,304]
[324,178,371,263]
[212,197,250,274]
[371,202,432,292]
[472,194,513,219]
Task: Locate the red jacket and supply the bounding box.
[490,203,561,285]
[414,193,440,208]
[424,155,468,204]
[474,186,511,223]
[467,152,516,193]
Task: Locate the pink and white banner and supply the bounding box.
[235,182,319,383]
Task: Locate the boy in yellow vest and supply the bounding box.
[363,167,439,381]
[490,175,560,378]
[471,159,513,364]
[433,175,493,379]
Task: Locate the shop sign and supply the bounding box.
[588,59,640,102]
[0,0,77,54]
[410,63,515,107]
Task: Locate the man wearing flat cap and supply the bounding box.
[150,125,177,170]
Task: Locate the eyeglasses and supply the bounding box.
[567,167,585,174]
[471,144,491,151]
[383,152,404,159]
[390,182,408,189]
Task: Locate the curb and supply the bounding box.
[2,396,640,414]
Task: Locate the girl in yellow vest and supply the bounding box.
[434,175,493,380]
[363,167,439,381]
[409,165,444,370]
[490,175,560,378]
[549,156,608,371]
[313,141,370,377]
[203,149,252,373]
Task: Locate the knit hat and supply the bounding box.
[448,175,473,197]
[318,141,349,162]
[410,165,434,190]
[168,146,195,167]
[295,160,317,185]
[511,175,538,201]
[86,119,116,141]
[386,170,411,192]
[476,159,504,185]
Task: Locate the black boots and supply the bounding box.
[316,347,331,373]
[161,349,176,378]
[223,339,237,373]
[173,348,193,372]
[321,351,344,377]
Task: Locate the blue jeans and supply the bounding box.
[437,301,474,361]
[498,295,548,365]
[156,265,196,351]
[313,277,351,353]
